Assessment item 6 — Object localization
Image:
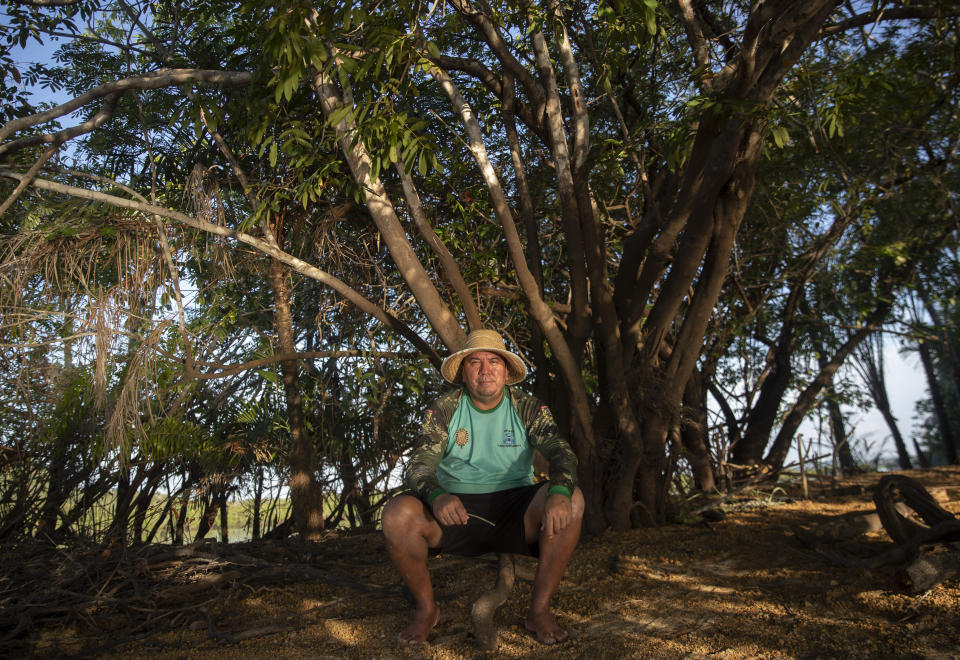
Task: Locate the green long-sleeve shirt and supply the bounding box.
[404,386,578,504]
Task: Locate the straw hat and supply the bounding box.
[440,329,527,385]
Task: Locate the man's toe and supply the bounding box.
[544,628,568,645]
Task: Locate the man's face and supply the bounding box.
[461,350,507,409]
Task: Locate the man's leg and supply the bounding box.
[381,494,444,643]
[522,485,585,644]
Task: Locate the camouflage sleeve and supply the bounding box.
[516,391,578,497]
[403,391,457,505]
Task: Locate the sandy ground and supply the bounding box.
[26,467,960,659]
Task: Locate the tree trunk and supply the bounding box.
[270,258,324,541]
[605,448,644,530]
[219,491,229,543]
[878,400,913,470]
[765,302,894,472]
[682,368,716,492]
[252,466,263,540]
[174,490,189,545]
[918,339,959,464]
[826,390,857,474]
[809,321,859,474]
[37,438,69,541]
[131,467,163,545]
[626,413,674,528]
[734,323,795,466]
[144,489,178,544]
[112,472,133,544]
[920,287,960,416]
[860,338,912,470]
[193,488,216,542]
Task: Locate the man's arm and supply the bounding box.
[524,399,579,537]
[403,389,461,506]
[522,397,578,498]
[404,391,472,526]
[404,412,448,505]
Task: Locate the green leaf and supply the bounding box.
[771,125,790,148]
[326,104,351,127]
[258,369,279,383]
[645,12,656,35]
[269,141,278,167]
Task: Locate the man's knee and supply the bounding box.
[382,494,428,539]
[570,487,585,520]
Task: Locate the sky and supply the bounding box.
[844,341,927,465]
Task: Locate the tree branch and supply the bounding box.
[550,5,590,174]
[0,69,251,145]
[429,63,597,455]
[393,159,483,331]
[11,0,82,5]
[526,8,591,350]
[0,141,60,216]
[501,71,544,293]
[186,350,416,380]
[198,107,279,250]
[310,52,465,352]
[676,0,712,86]
[0,167,441,367]
[0,92,122,158]
[821,6,955,36]
[446,0,546,118]
[429,54,544,139]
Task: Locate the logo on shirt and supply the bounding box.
[538,405,555,425]
[455,428,469,447]
[500,429,516,447]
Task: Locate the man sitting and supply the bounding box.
[381,329,584,645]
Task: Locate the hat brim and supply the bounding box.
[440,347,527,385]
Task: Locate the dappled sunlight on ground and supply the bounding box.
[15,467,960,658]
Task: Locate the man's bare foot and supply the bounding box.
[398,604,440,644]
[525,609,568,645]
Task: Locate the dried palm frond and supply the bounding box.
[185,163,238,281]
[0,195,195,423]
[104,320,171,454]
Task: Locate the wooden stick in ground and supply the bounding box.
[471,553,517,651]
[797,433,809,499]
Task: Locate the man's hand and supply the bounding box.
[540,493,573,538]
[432,493,468,526]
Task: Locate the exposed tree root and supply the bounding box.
[471,553,517,651]
[0,536,398,657]
[795,475,960,592]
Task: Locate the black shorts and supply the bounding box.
[425,483,546,558]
